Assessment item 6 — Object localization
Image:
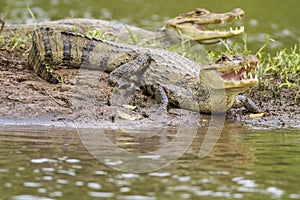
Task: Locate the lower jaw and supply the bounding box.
[223,79,258,89]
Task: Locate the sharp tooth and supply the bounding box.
[255,74,258,80]
[234,69,238,74]
[230,27,233,31]
[245,65,247,70]
[250,74,253,79]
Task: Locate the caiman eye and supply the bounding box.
[221,54,231,61]
[195,8,210,15]
[215,54,231,63]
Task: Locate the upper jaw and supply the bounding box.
[166,8,245,41]
[167,8,244,25]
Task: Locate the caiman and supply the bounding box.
[28,27,262,114]
[2,8,245,46]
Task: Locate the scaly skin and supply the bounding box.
[28,27,261,114]
[1,8,244,46]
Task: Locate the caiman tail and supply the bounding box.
[29,27,140,83]
[29,27,94,83]
[28,28,57,83]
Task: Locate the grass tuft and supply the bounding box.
[259,44,299,89]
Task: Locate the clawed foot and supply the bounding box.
[233,95,265,113]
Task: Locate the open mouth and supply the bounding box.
[192,8,245,38]
[203,54,259,87]
[193,14,245,36]
[219,62,258,82]
[218,56,259,87]
[166,8,246,42]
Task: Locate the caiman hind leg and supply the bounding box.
[152,83,199,113]
[154,86,169,112]
[232,95,264,113]
[140,84,174,113]
[146,85,170,121]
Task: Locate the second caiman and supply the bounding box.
[28,27,262,114]
[2,8,245,47]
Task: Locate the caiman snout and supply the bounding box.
[231,8,245,17]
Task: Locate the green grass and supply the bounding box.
[0,31,31,52]
[259,44,299,89]
[88,28,119,42]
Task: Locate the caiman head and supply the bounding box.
[199,54,259,112]
[166,8,245,43]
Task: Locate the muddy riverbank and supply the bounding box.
[0,46,299,129]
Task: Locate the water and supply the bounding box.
[0,125,300,199]
[1,0,299,52]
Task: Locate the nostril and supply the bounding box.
[232,8,245,16]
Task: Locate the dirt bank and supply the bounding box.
[0,45,299,129]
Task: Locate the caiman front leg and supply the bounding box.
[108,52,152,87]
[232,95,264,113]
[108,51,154,108]
[108,52,170,113]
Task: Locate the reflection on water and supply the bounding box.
[0,125,300,199]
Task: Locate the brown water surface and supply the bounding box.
[0,124,300,199]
